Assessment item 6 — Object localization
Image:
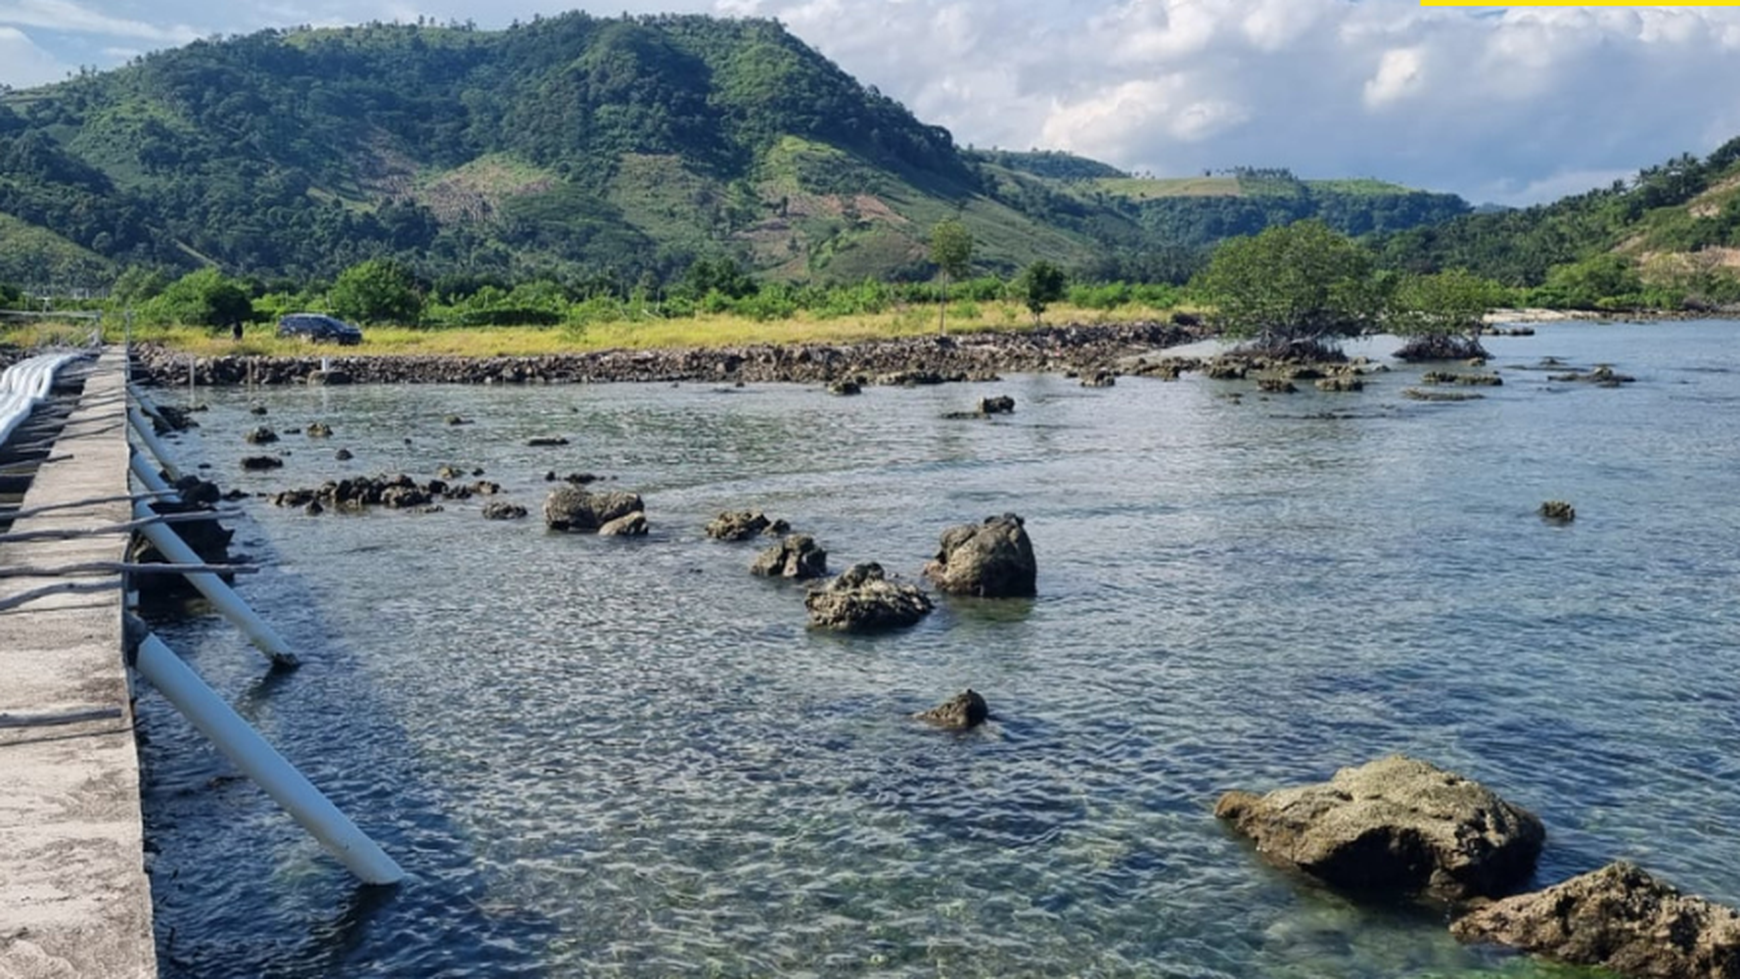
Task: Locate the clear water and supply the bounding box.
[139,320,1740,977]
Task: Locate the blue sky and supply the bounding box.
[4,0,1740,205]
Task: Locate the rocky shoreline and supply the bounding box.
[127,321,1200,387]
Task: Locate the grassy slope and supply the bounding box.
[750,136,1098,281]
[0,212,116,285]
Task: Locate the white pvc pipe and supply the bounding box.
[132,501,298,669]
[126,406,183,481]
[126,381,169,428]
[134,633,404,885]
[129,451,177,499]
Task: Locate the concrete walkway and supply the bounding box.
[0,349,156,978]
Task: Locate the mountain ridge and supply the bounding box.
[0,13,1470,291]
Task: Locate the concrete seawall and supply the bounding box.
[0,348,156,977]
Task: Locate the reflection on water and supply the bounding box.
[140,321,1740,976]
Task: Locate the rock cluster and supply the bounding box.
[804,563,933,632]
[543,486,645,533]
[270,473,496,512]
[129,321,1198,388]
[1215,754,1545,903]
[923,513,1037,598]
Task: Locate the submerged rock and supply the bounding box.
[916,689,989,730]
[1421,371,1503,386]
[1315,376,1364,392]
[1403,388,1484,402]
[1550,364,1637,386]
[1214,755,1544,903]
[1451,862,1740,979]
[240,455,283,470]
[804,562,933,632]
[543,486,645,532]
[527,435,570,447]
[923,513,1037,598]
[482,502,528,520]
[750,534,828,579]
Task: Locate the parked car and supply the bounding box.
[276,313,363,345]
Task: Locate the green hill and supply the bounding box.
[0,14,1473,291]
[1375,140,1740,307]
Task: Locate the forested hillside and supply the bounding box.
[1376,139,1740,308]
[0,13,1470,293]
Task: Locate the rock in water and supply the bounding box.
[543,486,645,532]
[481,502,528,520]
[706,510,772,541]
[750,534,828,579]
[978,395,1016,415]
[923,513,1037,598]
[916,689,989,730]
[1452,862,1740,979]
[1540,500,1576,523]
[1214,755,1544,903]
[598,511,648,536]
[243,425,279,444]
[804,562,933,632]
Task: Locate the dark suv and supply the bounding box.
[276,313,363,345]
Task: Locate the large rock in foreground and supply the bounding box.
[544,486,645,532]
[1214,755,1544,903]
[1452,862,1740,979]
[922,513,1037,598]
[804,563,933,632]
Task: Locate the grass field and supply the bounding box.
[3,301,1187,359]
[1093,177,1242,199]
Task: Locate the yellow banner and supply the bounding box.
[1422,1,1740,4]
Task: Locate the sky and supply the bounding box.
[4,0,1740,205]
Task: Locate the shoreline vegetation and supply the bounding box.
[10,303,1723,388]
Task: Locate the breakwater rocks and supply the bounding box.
[128,322,1197,388]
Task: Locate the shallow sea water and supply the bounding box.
[139,320,1740,977]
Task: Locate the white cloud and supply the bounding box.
[0,0,200,42]
[0,25,66,86]
[1363,47,1423,109]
